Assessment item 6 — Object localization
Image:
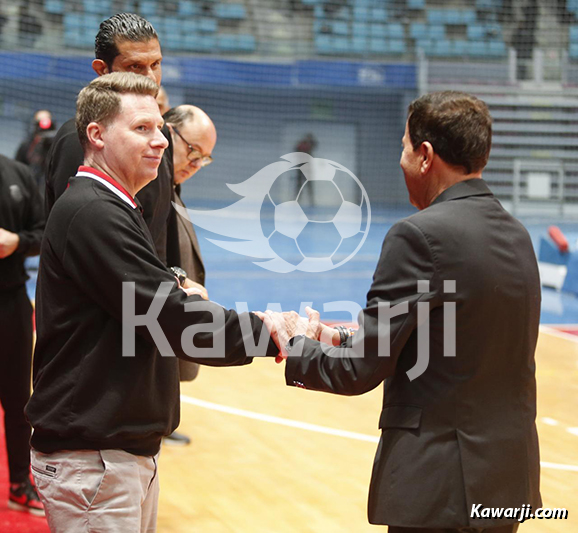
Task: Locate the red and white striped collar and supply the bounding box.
[75,166,138,209]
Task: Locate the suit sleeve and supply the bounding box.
[62,200,277,366]
[285,219,443,396]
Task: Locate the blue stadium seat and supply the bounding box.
[215,3,246,20]
[370,24,388,39]
[64,13,100,48]
[353,6,371,22]
[139,0,158,17]
[467,24,485,40]
[164,33,183,51]
[427,9,446,25]
[570,42,578,59]
[387,23,404,40]
[352,22,369,38]
[570,26,578,43]
[45,0,65,15]
[451,40,468,56]
[410,23,427,39]
[178,1,199,17]
[217,34,256,53]
[468,41,488,56]
[83,0,111,16]
[428,25,445,39]
[408,0,425,9]
[164,17,183,36]
[198,17,218,33]
[351,35,367,54]
[487,40,507,56]
[431,39,452,57]
[372,7,388,22]
[183,33,216,52]
[369,38,405,55]
[332,21,349,36]
[388,39,406,54]
[414,38,432,52]
[369,39,388,54]
[315,35,349,55]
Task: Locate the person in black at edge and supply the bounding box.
[15,109,57,195]
[0,154,45,516]
[26,72,282,533]
[44,12,201,444]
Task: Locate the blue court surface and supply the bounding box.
[26,203,578,325]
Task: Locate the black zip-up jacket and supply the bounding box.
[26,175,276,456]
[0,154,44,291]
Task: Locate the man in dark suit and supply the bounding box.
[270,91,541,532]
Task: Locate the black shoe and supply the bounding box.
[8,478,45,516]
[163,431,191,446]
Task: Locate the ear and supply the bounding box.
[86,122,105,150]
[92,59,109,76]
[419,141,434,174]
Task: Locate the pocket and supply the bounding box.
[31,464,57,479]
[378,404,422,430]
[81,451,107,509]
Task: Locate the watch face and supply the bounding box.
[170,266,187,284]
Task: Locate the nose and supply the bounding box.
[189,158,202,169]
[153,128,169,150]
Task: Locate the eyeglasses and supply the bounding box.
[172,126,213,167]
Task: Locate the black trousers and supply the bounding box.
[0,285,33,484]
[389,524,519,533]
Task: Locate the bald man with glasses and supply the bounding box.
[163,105,216,416]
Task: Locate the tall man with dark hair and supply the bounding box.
[26,72,277,533]
[45,13,176,268]
[268,91,542,532]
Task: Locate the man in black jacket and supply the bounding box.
[46,12,202,445]
[269,92,541,532]
[26,73,277,533]
[0,154,44,515]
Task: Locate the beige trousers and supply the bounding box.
[31,448,159,533]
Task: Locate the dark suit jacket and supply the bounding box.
[172,187,205,381]
[285,179,542,529]
[45,119,176,266]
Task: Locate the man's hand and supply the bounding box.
[0,228,19,259]
[181,278,208,300]
[254,306,322,364]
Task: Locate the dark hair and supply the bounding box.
[163,106,195,128]
[407,91,492,174]
[76,72,159,150]
[95,13,158,69]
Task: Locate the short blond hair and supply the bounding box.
[76,72,159,150]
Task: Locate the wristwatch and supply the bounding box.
[170,266,187,286]
[285,334,306,355]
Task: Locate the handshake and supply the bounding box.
[255,307,344,364]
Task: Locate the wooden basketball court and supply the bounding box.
[156,327,577,532]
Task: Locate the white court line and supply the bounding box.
[181,395,578,472]
[181,395,379,443]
